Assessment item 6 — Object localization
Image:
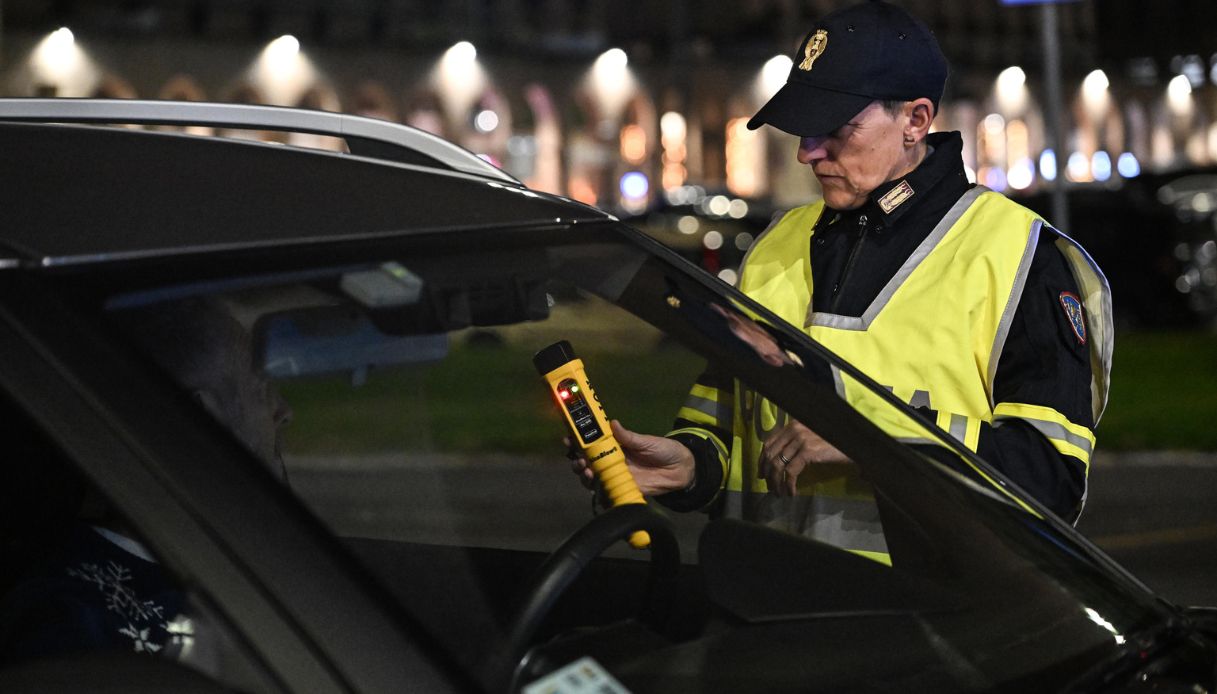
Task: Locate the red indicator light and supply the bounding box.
[559,389,570,400]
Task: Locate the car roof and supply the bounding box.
[0,98,518,182]
[0,99,611,268]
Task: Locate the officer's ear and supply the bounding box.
[904,98,935,143]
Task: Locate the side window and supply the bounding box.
[0,392,279,693]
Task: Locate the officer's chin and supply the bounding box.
[822,190,866,211]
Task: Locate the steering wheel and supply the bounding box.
[491,504,680,692]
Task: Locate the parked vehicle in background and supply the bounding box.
[1155,173,1217,327]
[623,187,778,287]
[1018,168,1217,330]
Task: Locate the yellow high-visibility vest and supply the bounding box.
[690,186,1112,562]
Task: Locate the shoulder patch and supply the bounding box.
[1058,291,1086,345]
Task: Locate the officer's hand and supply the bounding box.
[568,420,695,497]
[759,420,849,496]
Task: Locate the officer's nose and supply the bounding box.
[797,135,830,164]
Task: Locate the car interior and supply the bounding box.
[1,229,1173,694]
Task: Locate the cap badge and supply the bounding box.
[799,30,828,71]
[877,180,915,214]
[1059,292,1087,345]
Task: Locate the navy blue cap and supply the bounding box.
[748,1,948,137]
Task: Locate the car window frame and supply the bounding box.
[0,269,469,693]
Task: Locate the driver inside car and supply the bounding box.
[0,296,290,677]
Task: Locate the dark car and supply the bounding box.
[0,99,1214,693]
[1016,169,1217,330]
[623,189,780,284]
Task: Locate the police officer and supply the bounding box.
[573,0,1111,559]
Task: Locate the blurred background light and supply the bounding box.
[1180,54,1206,88]
[253,34,315,105]
[1167,74,1193,113]
[1091,151,1112,182]
[725,117,762,197]
[1081,69,1110,116]
[757,54,793,102]
[1007,157,1036,190]
[983,112,1006,135]
[660,111,688,191]
[995,66,1027,114]
[677,215,700,235]
[1040,149,1058,181]
[660,111,687,138]
[31,27,92,88]
[1117,152,1141,178]
[1066,151,1092,182]
[620,171,649,199]
[474,109,499,133]
[983,166,1008,192]
[263,34,300,71]
[1082,69,1109,100]
[595,47,628,73]
[587,48,635,122]
[997,65,1025,92]
[620,123,647,164]
[445,41,478,67]
[434,41,487,127]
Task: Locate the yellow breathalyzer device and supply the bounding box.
[534,341,650,549]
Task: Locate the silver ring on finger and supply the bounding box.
[778,452,792,466]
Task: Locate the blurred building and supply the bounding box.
[0,0,1215,216]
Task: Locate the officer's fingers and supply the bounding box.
[775,435,802,466]
[782,463,801,496]
[783,435,809,471]
[783,455,808,496]
[758,429,792,479]
[563,435,580,460]
[763,455,786,493]
[613,420,684,470]
[758,445,776,479]
[569,457,595,489]
[612,420,666,460]
[767,424,797,451]
[758,428,783,462]
[609,419,643,446]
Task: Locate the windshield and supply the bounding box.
[91,219,1169,690]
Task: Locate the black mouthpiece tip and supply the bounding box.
[534,340,577,374]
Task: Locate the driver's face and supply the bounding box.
[190,337,292,482]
